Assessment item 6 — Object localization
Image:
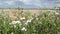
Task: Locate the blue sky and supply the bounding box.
[0,0,60,8]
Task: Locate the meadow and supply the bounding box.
[0,8,60,34]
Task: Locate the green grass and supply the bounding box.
[0,10,60,34]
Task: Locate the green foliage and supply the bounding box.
[0,11,60,34]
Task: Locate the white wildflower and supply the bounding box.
[11,32,14,34]
[9,20,22,28]
[27,18,33,23]
[21,27,27,31]
[20,17,25,20]
[16,21,21,24]
[25,17,33,25]
[9,21,22,28]
[55,12,59,15]
[10,20,21,25]
[25,22,28,25]
[26,19,31,23]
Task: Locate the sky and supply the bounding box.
[0,0,60,8]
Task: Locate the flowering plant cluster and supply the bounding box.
[0,11,60,34]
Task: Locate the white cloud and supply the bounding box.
[33,0,41,7]
[5,1,14,5]
[19,0,32,4]
[0,0,60,8]
[19,0,41,7]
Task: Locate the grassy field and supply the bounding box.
[0,8,60,34]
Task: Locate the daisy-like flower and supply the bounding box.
[10,20,21,25]
[26,19,32,23]
[25,22,28,25]
[9,20,22,28]
[11,32,14,34]
[40,22,42,24]
[25,18,33,25]
[55,12,59,15]
[20,17,25,20]
[21,27,27,31]
[27,17,33,22]
[9,21,22,27]
[25,17,33,25]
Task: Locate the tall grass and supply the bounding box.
[0,10,60,34]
